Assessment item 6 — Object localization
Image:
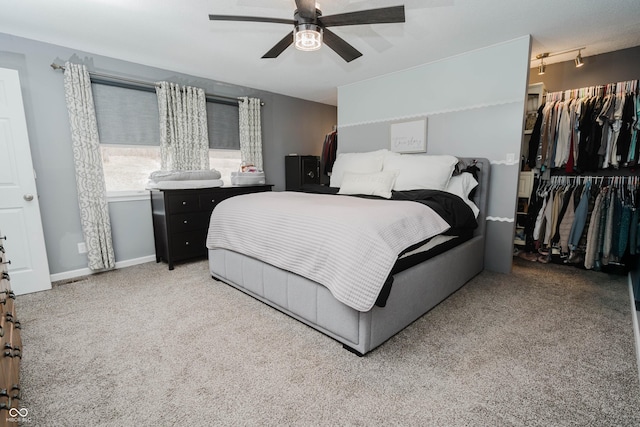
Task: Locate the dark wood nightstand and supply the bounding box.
[150,185,272,269]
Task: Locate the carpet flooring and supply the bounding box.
[15,257,640,426]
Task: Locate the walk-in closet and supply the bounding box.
[515,45,640,324]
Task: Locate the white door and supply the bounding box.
[0,67,51,295]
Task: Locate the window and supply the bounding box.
[209,149,242,185]
[100,146,241,193]
[92,83,243,196]
[101,145,161,193]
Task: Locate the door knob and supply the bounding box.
[23,194,34,201]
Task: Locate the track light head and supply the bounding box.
[538,59,546,75]
[575,50,584,67]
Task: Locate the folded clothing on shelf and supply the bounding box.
[231,171,266,186]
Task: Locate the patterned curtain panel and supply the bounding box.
[238,97,263,170]
[155,82,209,171]
[63,62,115,271]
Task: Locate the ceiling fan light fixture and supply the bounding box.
[294,24,323,51]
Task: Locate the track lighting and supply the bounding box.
[533,47,586,74]
[575,50,584,67]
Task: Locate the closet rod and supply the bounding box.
[49,63,264,106]
[550,175,639,185]
[545,78,639,100]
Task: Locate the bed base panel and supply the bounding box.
[208,235,483,355]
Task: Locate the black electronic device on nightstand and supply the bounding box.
[285,155,320,191]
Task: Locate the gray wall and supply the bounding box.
[0,32,336,276]
[529,45,640,91]
[337,36,532,273]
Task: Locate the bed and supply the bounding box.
[206,153,489,355]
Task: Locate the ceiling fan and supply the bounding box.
[209,0,405,63]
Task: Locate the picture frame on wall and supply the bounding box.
[390,118,427,153]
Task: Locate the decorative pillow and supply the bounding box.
[383,154,458,191]
[329,149,389,188]
[337,171,398,199]
[445,172,480,218]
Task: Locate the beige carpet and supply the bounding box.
[16,257,640,426]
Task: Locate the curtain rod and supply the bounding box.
[50,63,264,106]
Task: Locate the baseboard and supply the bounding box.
[627,272,640,385]
[50,255,156,283]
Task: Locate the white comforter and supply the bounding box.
[206,191,450,311]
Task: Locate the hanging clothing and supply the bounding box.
[321,129,338,175]
[557,186,577,252]
[528,104,545,169]
[568,182,591,250]
[542,80,638,173]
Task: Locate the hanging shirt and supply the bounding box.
[555,100,572,167]
[321,130,337,175]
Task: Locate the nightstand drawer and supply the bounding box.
[170,230,207,259]
[169,212,210,233]
[199,193,222,212]
[167,194,200,213]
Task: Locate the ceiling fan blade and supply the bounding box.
[318,6,405,27]
[262,31,294,59]
[295,0,316,19]
[322,28,362,63]
[209,14,295,25]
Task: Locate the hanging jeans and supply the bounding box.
[568,182,591,250]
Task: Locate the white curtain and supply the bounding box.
[63,62,115,271]
[238,97,263,170]
[156,82,209,171]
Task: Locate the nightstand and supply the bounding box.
[150,185,272,269]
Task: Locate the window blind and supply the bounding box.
[92,82,240,150]
[92,84,160,146]
[207,102,240,150]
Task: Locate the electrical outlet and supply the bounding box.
[506,153,515,163]
[77,242,87,254]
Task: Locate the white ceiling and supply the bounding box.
[2,0,640,105]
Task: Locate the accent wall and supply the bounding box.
[337,36,532,273]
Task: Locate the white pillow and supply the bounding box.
[338,171,398,199]
[445,173,480,218]
[329,150,388,188]
[383,154,458,191]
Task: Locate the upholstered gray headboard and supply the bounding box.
[458,157,490,238]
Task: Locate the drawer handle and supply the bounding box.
[185,241,189,246]
[182,201,187,205]
[211,199,215,203]
[183,220,188,224]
